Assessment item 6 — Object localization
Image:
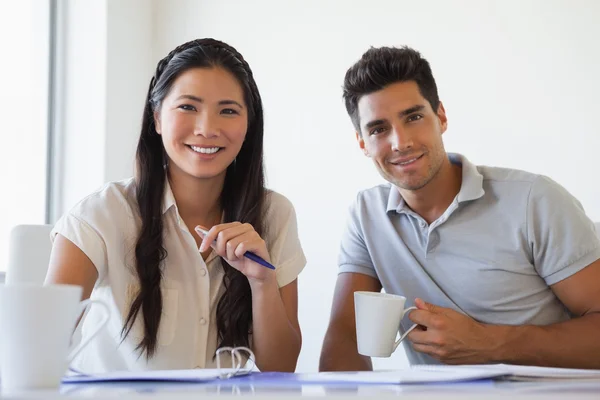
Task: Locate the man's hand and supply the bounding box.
[407,298,501,364]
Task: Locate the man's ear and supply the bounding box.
[154,110,162,134]
[356,131,369,156]
[437,101,448,134]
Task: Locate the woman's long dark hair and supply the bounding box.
[122,38,266,358]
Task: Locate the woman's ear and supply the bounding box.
[154,111,162,134]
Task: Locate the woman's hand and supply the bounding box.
[195,222,276,286]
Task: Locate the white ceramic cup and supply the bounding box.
[354,291,418,357]
[0,284,109,391]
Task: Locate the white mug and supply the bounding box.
[0,284,109,391]
[354,291,418,357]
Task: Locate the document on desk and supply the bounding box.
[62,368,246,384]
[61,364,600,385]
[293,367,505,385]
[443,364,600,381]
[293,364,600,385]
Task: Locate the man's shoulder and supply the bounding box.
[355,183,393,204]
[476,164,570,200]
[346,183,394,224]
[477,164,540,185]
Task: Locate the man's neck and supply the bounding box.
[398,157,462,225]
[167,166,224,229]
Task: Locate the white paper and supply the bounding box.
[61,364,600,385]
[295,367,506,384]
[413,364,600,381]
[299,364,600,385]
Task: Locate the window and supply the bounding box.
[0,1,51,273]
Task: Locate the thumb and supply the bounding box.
[415,298,437,313]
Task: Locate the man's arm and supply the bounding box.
[319,272,382,372]
[496,257,600,368]
[407,259,600,368]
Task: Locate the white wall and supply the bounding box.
[59,0,153,213]
[105,0,154,183]
[59,0,600,372]
[60,0,107,213]
[150,0,600,372]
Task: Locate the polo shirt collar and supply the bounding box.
[386,153,485,213]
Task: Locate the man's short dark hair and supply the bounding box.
[343,46,440,134]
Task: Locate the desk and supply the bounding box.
[2,378,600,399]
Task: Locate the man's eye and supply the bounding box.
[407,114,423,122]
[370,127,386,135]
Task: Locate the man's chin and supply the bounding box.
[394,178,430,191]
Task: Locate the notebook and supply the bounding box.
[62,346,255,384]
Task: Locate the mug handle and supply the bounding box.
[392,306,418,352]
[67,299,110,363]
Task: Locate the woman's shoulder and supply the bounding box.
[262,190,300,240]
[65,178,138,222]
[264,189,296,219]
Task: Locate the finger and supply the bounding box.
[225,231,256,261]
[415,298,429,310]
[217,223,254,259]
[407,328,435,345]
[408,309,438,327]
[198,222,244,253]
[233,233,268,261]
[412,343,442,358]
[415,298,443,314]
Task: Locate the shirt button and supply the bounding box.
[420,221,426,228]
[200,269,207,276]
[200,318,207,325]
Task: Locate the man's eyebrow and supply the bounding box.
[363,105,427,131]
[398,104,426,117]
[364,118,387,130]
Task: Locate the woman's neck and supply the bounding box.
[167,165,225,230]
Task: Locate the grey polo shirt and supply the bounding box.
[339,153,600,365]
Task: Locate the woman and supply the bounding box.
[46,38,305,373]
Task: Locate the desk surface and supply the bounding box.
[3,378,600,399]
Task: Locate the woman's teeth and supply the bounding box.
[190,146,220,154]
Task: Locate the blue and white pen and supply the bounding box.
[194,227,276,270]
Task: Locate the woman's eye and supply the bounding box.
[221,108,239,115]
[407,114,423,122]
[178,104,196,111]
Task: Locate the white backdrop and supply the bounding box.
[58,0,600,372]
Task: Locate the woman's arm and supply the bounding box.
[250,278,302,372]
[197,222,302,372]
[45,234,98,300]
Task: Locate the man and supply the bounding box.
[319,46,600,371]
